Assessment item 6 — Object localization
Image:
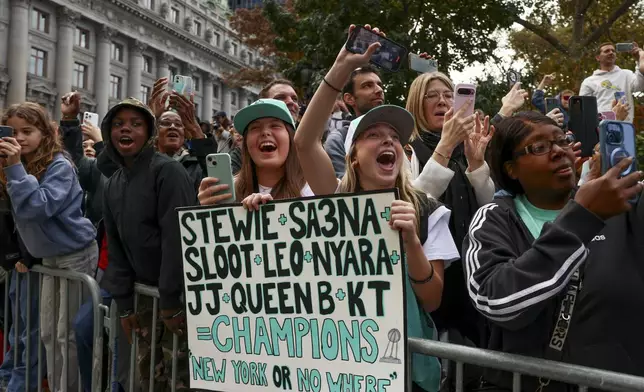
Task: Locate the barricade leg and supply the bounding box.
[40,271,59,392]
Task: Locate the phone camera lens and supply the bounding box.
[212,160,217,166]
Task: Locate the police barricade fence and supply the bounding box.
[1,265,105,392]
[105,282,644,392]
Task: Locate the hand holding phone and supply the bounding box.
[545,98,560,113]
[83,112,99,128]
[172,75,194,98]
[507,70,520,87]
[345,25,408,72]
[453,84,476,117]
[203,153,236,205]
[409,53,438,73]
[0,126,12,158]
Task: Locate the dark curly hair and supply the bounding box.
[486,111,559,195]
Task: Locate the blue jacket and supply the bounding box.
[532,89,570,128]
[4,153,96,258]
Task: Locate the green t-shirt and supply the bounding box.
[513,194,561,239]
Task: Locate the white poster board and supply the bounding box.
[178,190,407,391]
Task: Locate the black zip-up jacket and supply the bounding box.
[463,195,644,391]
[100,130,196,311]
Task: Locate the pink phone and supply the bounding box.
[453,84,476,117]
[600,111,616,121]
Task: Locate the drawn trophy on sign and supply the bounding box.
[379,328,402,364]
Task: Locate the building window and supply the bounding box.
[213,84,220,99]
[193,76,200,92]
[231,91,237,106]
[110,75,122,99]
[171,7,180,24]
[30,8,49,34]
[194,20,202,36]
[74,27,90,49]
[231,43,238,56]
[143,55,152,73]
[111,42,123,62]
[141,0,154,9]
[28,48,47,77]
[141,85,150,105]
[214,32,221,47]
[248,52,253,65]
[169,66,178,81]
[73,63,87,89]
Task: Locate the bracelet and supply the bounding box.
[409,263,434,284]
[162,309,184,320]
[433,150,451,161]
[323,77,342,93]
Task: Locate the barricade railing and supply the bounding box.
[108,283,180,392]
[409,337,644,392]
[105,283,644,392]
[1,266,104,392]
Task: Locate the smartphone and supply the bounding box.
[205,153,236,204]
[409,53,438,73]
[600,111,617,121]
[545,98,560,113]
[0,126,12,158]
[616,43,634,53]
[614,91,627,105]
[83,112,99,128]
[345,26,408,72]
[507,70,520,87]
[453,84,476,117]
[568,96,599,157]
[172,75,194,97]
[599,120,638,202]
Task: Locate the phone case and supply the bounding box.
[173,75,194,96]
[205,153,236,204]
[453,84,476,117]
[345,26,407,72]
[83,112,99,128]
[599,120,637,177]
[409,53,438,74]
[568,96,599,157]
[600,111,616,121]
[545,98,559,113]
[0,126,12,139]
[616,43,634,52]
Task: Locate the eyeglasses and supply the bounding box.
[158,120,184,129]
[424,90,454,102]
[514,134,575,158]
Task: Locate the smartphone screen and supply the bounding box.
[614,91,627,104]
[345,26,408,72]
[616,43,634,53]
[409,53,438,73]
[0,126,12,158]
[545,98,559,113]
[568,96,599,157]
[453,84,476,117]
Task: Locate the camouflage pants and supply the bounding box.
[135,296,189,392]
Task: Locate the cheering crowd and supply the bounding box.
[0,23,643,392]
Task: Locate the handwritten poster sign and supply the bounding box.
[178,190,407,391]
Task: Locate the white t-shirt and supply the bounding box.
[257,183,314,197]
[579,65,644,123]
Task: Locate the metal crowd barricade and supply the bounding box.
[1,266,104,392]
[409,337,644,392]
[108,283,180,392]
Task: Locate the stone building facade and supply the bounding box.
[0,0,260,120]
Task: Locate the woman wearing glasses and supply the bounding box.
[404,72,496,351]
[465,111,644,391]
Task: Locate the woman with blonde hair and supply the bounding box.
[404,71,497,348]
[294,24,460,392]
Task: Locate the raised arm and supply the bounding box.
[294,24,382,196]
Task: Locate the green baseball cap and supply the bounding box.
[233,98,295,135]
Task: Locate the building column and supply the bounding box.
[95,26,115,117]
[127,40,147,100]
[203,73,214,122]
[221,83,231,116]
[7,0,30,105]
[238,88,248,108]
[54,7,80,120]
[157,53,173,80]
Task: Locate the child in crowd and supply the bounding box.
[293,25,460,392]
[198,98,311,206]
[99,98,196,391]
[0,102,97,392]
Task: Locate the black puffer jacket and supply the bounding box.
[99,100,196,311]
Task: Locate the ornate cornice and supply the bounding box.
[57,7,81,27]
